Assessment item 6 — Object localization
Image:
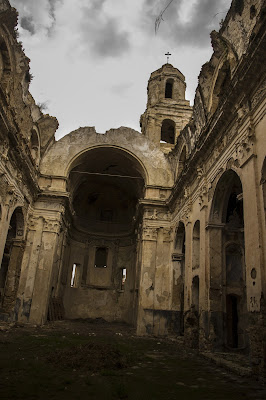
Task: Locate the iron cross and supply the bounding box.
[165,52,171,63]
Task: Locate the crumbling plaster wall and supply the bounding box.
[63,240,137,324]
[221,0,265,59]
[40,126,174,191]
[0,0,58,319]
[163,0,266,354]
[1,1,266,376]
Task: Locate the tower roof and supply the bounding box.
[150,63,185,82]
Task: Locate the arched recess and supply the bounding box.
[29,128,40,166]
[176,146,187,178]
[61,147,146,325]
[161,119,175,144]
[192,220,200,270]
[0,207,25,311]
[208,55,231,115]
[209,169,246,349]
[172,221,186,334]
[165,78,173,99]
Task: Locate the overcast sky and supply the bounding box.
[10,0,232,139]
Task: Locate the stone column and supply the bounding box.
[51,223,68,297]
[16,215,44,322]
[183,220,192,312]
[0,205,10,267]
[153,227,173,335]
[16,212,63,325]
[240,155,265,371]
[29,216,62,325]
[2,239,25,312]
[206,223,224,349]
[136,226,158,335]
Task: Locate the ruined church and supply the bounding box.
[0,0,266,374]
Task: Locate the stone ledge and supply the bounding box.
[201,351,252,377]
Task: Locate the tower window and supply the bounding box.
[95,247,108,268]
[165,79,173,98]
[161,119,175,144]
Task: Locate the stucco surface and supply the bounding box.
[40,127,174,187]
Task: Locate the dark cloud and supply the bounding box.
[141,0,231,47]
[47,0,63,35]
[20,16,35,35]
[91,19,130,57]
[10,0,63,36]
[80,1,131,58]
[48,0,59,20]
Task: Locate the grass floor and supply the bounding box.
[0,320,265,400]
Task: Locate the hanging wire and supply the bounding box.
[70,171,144,180]
[155,1,227,34]
[155,0,175,34]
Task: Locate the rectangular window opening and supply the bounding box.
[71,263,77,287]
[121,268,127,289]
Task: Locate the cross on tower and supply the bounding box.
[165,52,171,63]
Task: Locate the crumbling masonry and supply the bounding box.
[0,0,266,375]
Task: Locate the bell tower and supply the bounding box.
[140,63,192,152]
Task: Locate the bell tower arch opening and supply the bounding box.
[165,78,174,98]
[161,119,175,144]
[63,147,146,325]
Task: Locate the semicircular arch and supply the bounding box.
[40,127,174,187]
[209,169,243,224]
[66,144,148,185]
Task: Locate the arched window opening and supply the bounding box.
[30,129,40,164]
[161,119,175,144]
[192,276,199,313]
[209,60,231,115]
[95,247,108,268]
[165,79,173,98]
[177,147,187,176]
[174,221,185,254]
[192,220,200,270]
[211,170,243,225]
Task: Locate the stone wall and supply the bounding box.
[0,0,265,378]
